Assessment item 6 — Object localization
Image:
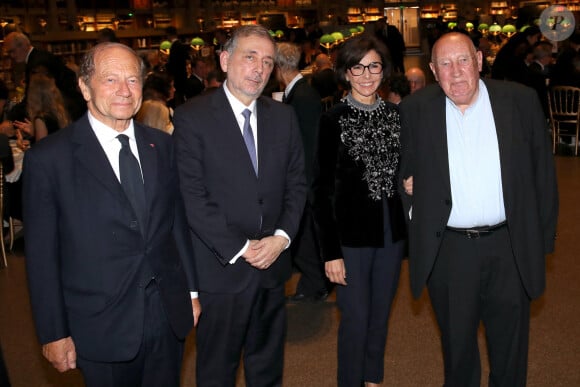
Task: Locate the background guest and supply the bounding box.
[275,42,328,303]
[405,67,426,94]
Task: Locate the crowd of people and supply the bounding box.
[0,17,561,387]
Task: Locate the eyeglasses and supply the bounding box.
[348,62,383,76]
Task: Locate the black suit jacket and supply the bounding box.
[173,86,307,293]
[23,115,197,362]
[399,79,558,299]
[284,77,321,186]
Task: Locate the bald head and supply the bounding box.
[4,32,32,64]
[315,53,332,71]
[405,67,426,93]
[429,33,482,112]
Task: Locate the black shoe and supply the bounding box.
[286,290,329,303]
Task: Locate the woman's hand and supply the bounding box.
[325,259,347,286]
[13,118,32,137]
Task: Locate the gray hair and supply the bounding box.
[275,42,301,72]
[223,25,275,55]
[78,42,146,86]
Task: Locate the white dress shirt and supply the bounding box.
[445,80,506,228]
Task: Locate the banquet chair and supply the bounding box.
[548,86,580,156]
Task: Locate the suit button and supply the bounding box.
[130,221,138,229]
[258,198,264,205]
[444,199,451,206]
[436,231,441,237]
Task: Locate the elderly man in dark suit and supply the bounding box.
[275,42,328,303]
[173,25,307,386]
[23,42,200,387]
[399,32,558,386]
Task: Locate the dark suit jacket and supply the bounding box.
[284,77,321,186]
[23,115,197,362]
[173,86,307,293]
[398,79,558,299]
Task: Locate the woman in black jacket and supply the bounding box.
[313,35,406,387]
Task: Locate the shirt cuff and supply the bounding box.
[190,291,199,299]
[274,229,291,249]
[230,239,250,264]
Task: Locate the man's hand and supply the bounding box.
[244,235,287,270]
[325,259,347,286]
[191,298,202,327]
[241,240,260,260]
[403,176,414,196]
[42,337,77,372]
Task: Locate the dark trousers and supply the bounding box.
[196,280,286,387]
[428,227,530,387]
[77,284,184,387]
[336,204,404,387]
[291,204,327,296]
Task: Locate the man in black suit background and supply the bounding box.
[275,42,328,302]
[399,32,558,386]
[4,32,86,121]
[23,42,200,387]
[174,25,306,386]
[374,17,406,74]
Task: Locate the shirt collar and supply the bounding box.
[285,73,303,96]
[223,80,257,117]
[88,111,136,144]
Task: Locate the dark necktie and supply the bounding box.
[241,109,258,175]
[117,134,146,233]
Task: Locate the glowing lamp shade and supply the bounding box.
[275,30,284,38]
[447,22,457,30]
[478,23,489,32]
[268,29,275,37]
[466,22,474,31]
[331,32,344,42]
[502,24,516,37]
[159,40,172,54]
[489,23,502,35]
[190,37,205,47]
[349,27,359,35]
[357,25,365,33]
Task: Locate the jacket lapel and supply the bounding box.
[430,87,452,196]
[135,125,158,233]
[71,116,127,203]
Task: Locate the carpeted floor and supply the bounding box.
[1,154,579,387]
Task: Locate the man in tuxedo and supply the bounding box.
[275,42,327,303]
[173,25,307,386]
[4,32,86,121]
[23,42,200,387]
[398,32,558,386]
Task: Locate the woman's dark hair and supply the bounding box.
[388,73,411,99]
[143,72,174,101]
[335,35,392,90]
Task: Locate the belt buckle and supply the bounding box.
[465,230,481,239]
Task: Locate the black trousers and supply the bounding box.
[428,227,530,387]
[77,284,184,387]
[291,203,327,296]
[336,202,404,387]
[196,280,286,387]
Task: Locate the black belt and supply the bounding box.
[445,221,507,239]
